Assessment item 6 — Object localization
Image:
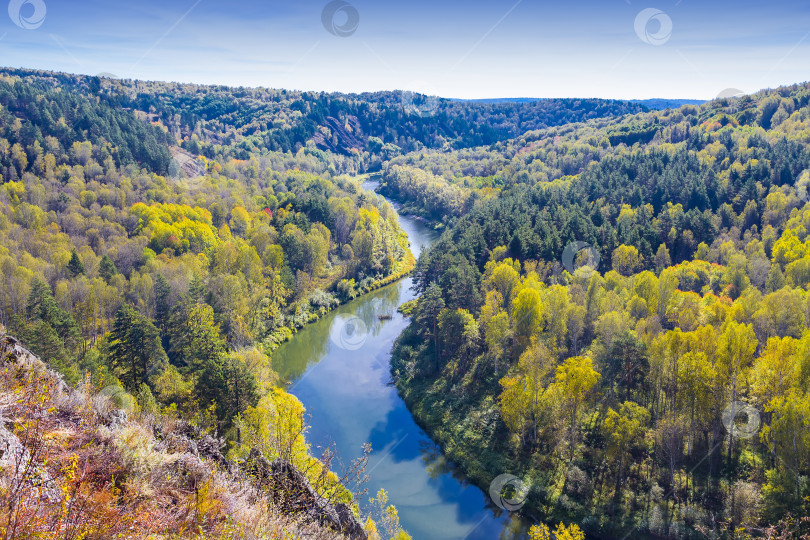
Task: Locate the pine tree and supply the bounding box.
[109,304,168,391]
[153,273,171,351]
[187,273,206,304]
[416,283,445,372]
[98,254,117,283]
[24,279,81,353]
[220,355,259,433]
[67,249,85,277]
[168,301,225,376]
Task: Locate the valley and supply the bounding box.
[1,63,810,539]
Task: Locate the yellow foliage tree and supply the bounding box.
[612,244,642,276]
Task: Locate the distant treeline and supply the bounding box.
[0,67,646,170]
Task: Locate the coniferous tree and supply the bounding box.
[20,279,81,362]
[168,301,225,374]
[98,255,117,283]
[415,283,445,372]
[153,273,172,350]
[67,249,85,277]
[108,304,168,391]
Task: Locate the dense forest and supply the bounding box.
[391,83,810,538]
[0,68,647,171]
[7,62,810,539]
[0,70,415,538]
[378,85,810,226]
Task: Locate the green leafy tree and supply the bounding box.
[437,308,475,377]
[512,287,542,349]
[766,263,786,293]
[484,311,510,374]
[552,356,601,461]
[168,301,225,374]
[762,390,810,516]
[654,244,672,274]
[604,401,650,513]
[168,299,256,430]
[517,339,555,443]
[612,244,642,276]
[717,321,757,461]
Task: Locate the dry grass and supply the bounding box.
[0,342,349,539]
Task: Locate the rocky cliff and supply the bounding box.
[0,333,367,539]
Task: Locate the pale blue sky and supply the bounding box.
[2,0,809,99]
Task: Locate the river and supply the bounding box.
[272,181,525,539]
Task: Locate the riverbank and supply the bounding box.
[270,192,523,538]
[361,175,447,232]
[390,323,657,540]
[389,324,541,516]
[261,176,417,353]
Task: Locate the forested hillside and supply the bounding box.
[0,68,646,172]
[0,71,414,538]
[0,72,173,174]
[6,63,810,539]
[392,82,810,538]
[378,84,810,225]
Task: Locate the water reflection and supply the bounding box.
[274,279,403,382]
[271,188,529,539]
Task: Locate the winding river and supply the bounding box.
[272,181,525,539]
